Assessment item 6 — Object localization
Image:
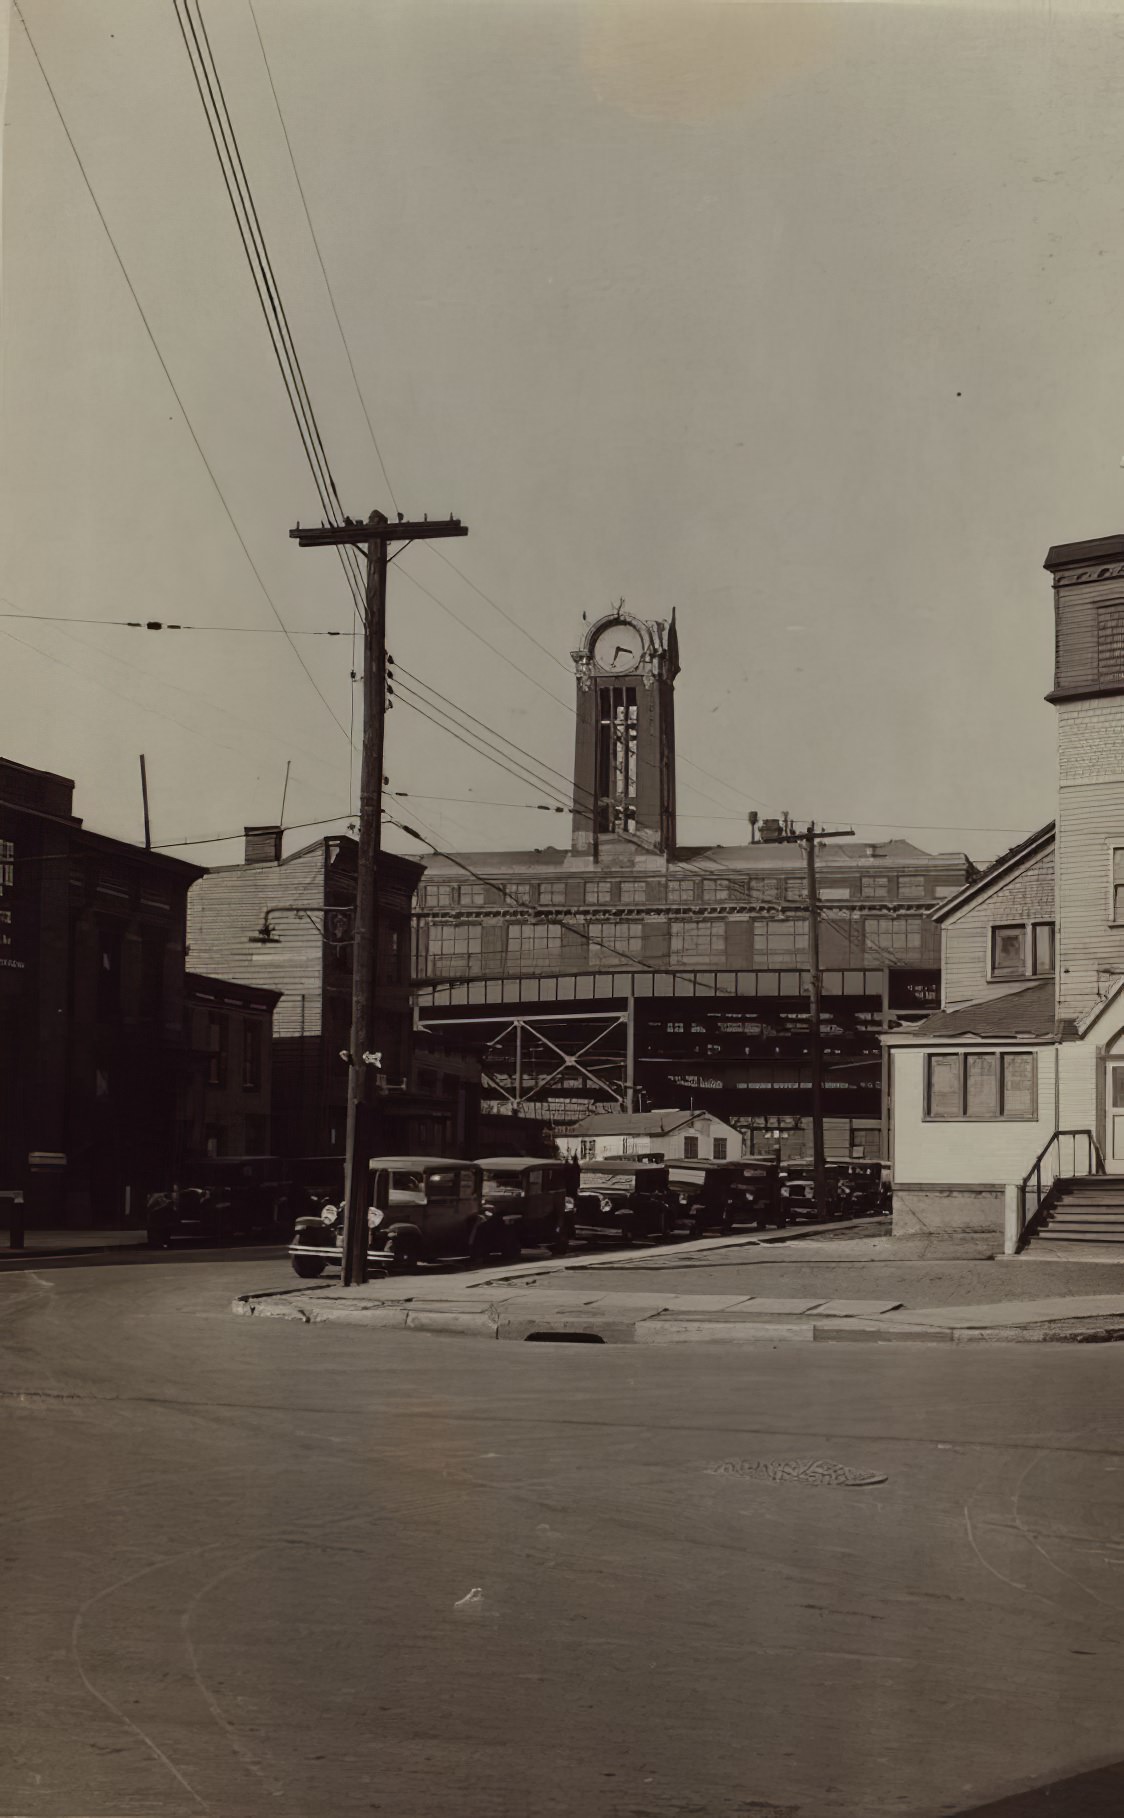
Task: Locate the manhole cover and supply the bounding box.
[707,1457,887,1487]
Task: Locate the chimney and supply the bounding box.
[244,825,283,865]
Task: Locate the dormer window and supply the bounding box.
[989,921,1054,980]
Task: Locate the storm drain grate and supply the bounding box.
[708,1458,887,1487]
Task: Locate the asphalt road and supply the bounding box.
[4,1254,1124,1818]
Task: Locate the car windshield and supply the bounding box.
[390,1171,424,1192]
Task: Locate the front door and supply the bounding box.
[1107,1061,1124,1173]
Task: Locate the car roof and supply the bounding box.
[476,1155,560,1170]
[367,1155,475,1171]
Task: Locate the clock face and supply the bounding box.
[592,621,645,673]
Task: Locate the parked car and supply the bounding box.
[674,1159,784,1234]
[831,1163,888,1218]
[143,1156,286,1247]
[477,1157,574,1256]
[288,1157,504,1278]
[573,1160,676,1244]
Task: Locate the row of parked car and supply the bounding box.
[140,1150,886,1273]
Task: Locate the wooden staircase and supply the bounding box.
[1027,1174,1124,1248]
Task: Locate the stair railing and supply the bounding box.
[1016,1128,1105,1248]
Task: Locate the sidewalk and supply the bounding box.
[0,1229,143,1259]
[233,1229,1124,1347]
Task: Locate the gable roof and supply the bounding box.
[892,979,1057,1043]
[565,1109,698,1137]
[931,822,1054,924]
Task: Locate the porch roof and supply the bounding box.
[886,980,1057,1043]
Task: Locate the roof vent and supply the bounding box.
[865,843,886,859]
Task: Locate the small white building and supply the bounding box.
[557,1109,744,1165]
[885,533,1124,1250]
[552,1105,745,1163]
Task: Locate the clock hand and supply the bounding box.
[613,645,630,663]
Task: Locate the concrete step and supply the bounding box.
[1032,1230,1124,1245]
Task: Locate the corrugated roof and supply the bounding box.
[903,980,1057,1041]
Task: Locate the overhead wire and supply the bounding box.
[12,0,353,746]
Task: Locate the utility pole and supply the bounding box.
[290,511,468,1285]
[758,817,854,1219]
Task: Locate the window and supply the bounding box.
[924,1051,1037,1120]
[621,1135,638,1157]
[713,1137,728,1160]
[701,878,729,903]
[426,883,459,908]
[579,1137,596,1159]
[207,1014,227,1088]
[1112,846,1124,923]
[864,917,936,962]
[590,920,644,960]
[991,924,1028,978]
[783,877,805,903]
[898,875,928,900]
[585,879,614,905]
[751,877,780,902]
[682,1135,699,1159]
[752,917,809,967]
[619,880,648,904]
[97,926,122,1021]
[459,884,487,908]
[671,921,727,963]
[427,922,482,976]
[861,874,892,899]
[242,1019,261,1092]
[539,881,568,906]
[989,922,1055,980]
[507,921,563,964]
[667,878,696,904]
[505,882,534,904]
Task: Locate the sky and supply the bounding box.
[5,0,1124,871]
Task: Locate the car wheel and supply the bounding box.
[547,1216,571,1257]
[291,1253,326,1279]
[145,1221,168,1249]
[387,1232,420,1274]
[467,1222,496,1268]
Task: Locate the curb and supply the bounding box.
[232,1293,1124,1347]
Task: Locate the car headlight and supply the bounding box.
[320,1205,339,1226]
[367,1207,384,1229]
[599,1195,614,1214]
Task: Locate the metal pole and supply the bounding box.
[139,755,151,851]
[805,826,828,1220]
[341,513,389,1287]
[625,984,636,1113]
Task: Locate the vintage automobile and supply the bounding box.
[673,1159,784,1234]
[143,1155,344,1248]
[288,1156,504,1277]
[477,1157,575,1256]
[573,1159,676,1245]
[143,1157,283,1247]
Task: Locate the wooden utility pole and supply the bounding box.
[759,817,854,1220]
[290,512,468,1285]
[139,755,152,851]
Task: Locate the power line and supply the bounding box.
[12,0,352,747]
[0,608,351,634]
[172,0,368,624]
[247,0,398,516]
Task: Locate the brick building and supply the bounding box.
[186,827,480,1159]
[413,610,975,1155]
[0,756,203,1224]
[179,972,280,1160]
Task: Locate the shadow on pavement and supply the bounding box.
[952,1758,1124,1816]
[0,1245,288,1273]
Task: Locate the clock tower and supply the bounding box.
[570,607,679,858]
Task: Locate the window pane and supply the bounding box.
[1115,885,1124,924]
[965,1053,999,1118]
[927,1054,961,1117]
[991,925,1027,976]
[713,1137,727,1160]
[1112,1066,1124,1111]
[1033,923,1055,975]
[1002,1053,1035,1118]
[1113,848,1124,887]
